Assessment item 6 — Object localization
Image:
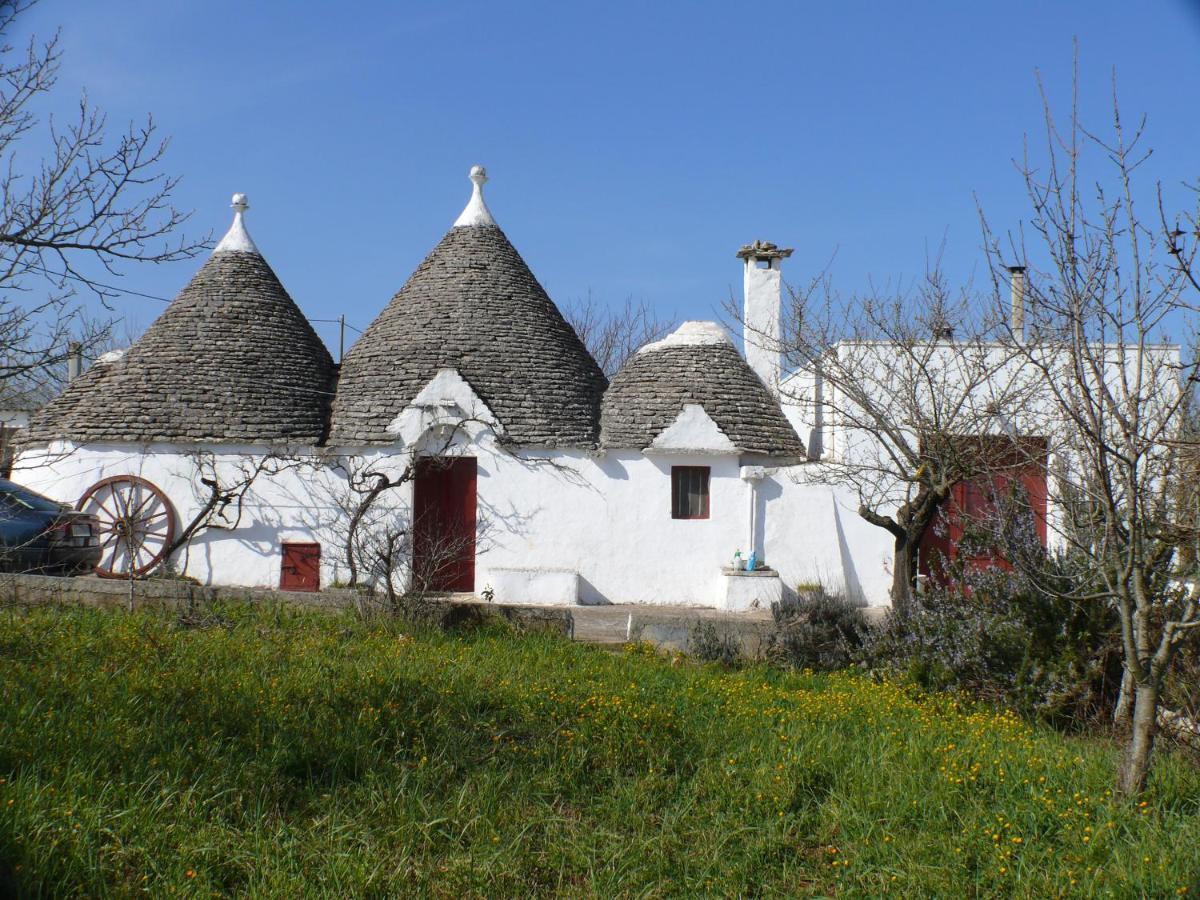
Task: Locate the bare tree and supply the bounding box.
[766,270,1042,611]
[342,480,483,614]
[562,292,674,377]
[163,450,304,570]
[331,453,420,591]
[979,67,1200,796]
[0,2,202,397]
[320,410,498,596]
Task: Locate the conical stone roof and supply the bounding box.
[328,167,607,448]
[601,321,806,457]
[26,195,336,446]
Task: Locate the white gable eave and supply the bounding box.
[644,403,738,456]
[385,368,504,448]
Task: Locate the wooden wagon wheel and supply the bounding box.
[77,475,177,578]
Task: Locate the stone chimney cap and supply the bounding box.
[737,239,793,261]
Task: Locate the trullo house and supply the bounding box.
[18,167,1058,609]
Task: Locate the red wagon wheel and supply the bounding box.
[77,475,177,578]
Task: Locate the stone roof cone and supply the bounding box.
[27,194,337,446]
[329,167,607,447]
[600,321,805,457]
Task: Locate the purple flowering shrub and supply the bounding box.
[860,499,1122,730]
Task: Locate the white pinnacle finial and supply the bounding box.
[453,164,497,228]
[214,191,259,254]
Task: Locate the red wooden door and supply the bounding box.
[954,478,1013,574]
[918,466,1048,581]
[281,542,320,592]
[412,457,477,592]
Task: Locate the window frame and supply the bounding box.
[671,465,711,520]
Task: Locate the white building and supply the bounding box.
[24,168,1078,609]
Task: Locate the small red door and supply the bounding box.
[412,457,477,592]
[281,542,320,592]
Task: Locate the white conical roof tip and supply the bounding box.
[638,321,731,355]
[214,191,259,254]
[453,164,497,228]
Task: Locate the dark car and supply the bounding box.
[0,478,101,575]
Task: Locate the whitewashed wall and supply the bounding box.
[13,432,899,608]
[13,442,347,588]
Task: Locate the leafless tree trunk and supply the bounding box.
[341,468,397,588]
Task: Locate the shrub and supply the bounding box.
[688,620,743,666]
[768,588,866,671]
[860,565,1122,730]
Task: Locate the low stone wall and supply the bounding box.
[0,574,574,638]
[628,611,779,658]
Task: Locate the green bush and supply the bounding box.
[769,588,867,671]
[860,565,1122,730]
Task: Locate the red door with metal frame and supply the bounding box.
[412,457,477,592]
[281,542,320,592]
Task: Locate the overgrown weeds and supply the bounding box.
[1,604,1198,896]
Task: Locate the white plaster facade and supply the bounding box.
[14,426,888,606]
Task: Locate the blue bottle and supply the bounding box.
[747,551,758,572]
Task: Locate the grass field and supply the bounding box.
[0,604,1198,897]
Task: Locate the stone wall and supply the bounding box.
[0,574,574,637]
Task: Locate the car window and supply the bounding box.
[0,478,67,513]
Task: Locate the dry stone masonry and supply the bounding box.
[27,198,336,446]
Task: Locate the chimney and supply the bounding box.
[66,341,83,381]
[737,239,793,394]
[1008,265,1026,340]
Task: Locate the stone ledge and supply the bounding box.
[0,574,573,638]
[720,566,778,577]
[484,567,580,606]
[628,612,778,658]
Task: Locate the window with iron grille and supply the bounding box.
[671,466,710,519]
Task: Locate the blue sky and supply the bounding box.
[14,1,1200,356]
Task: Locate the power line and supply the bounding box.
[22,261,366,343]
[26,262,173,303]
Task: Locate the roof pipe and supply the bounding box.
[67,342,83,381]
[1008,266,1027,341]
